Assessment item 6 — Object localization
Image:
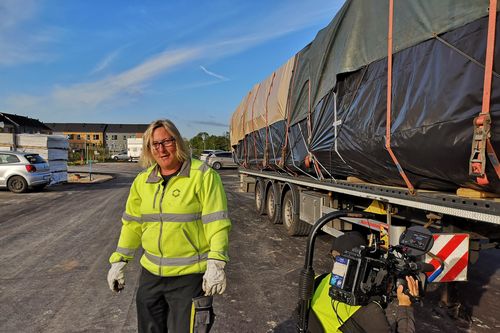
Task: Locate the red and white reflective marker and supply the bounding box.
[425,234,469,282]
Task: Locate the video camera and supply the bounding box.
[328,226,434,306]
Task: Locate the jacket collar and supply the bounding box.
[146,158,191,183]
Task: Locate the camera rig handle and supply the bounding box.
[297,210,374,333]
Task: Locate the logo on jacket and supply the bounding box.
[172,189,180,197]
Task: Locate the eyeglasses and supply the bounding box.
[152,138,176,150]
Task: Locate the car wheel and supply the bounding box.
[212,162,222,170]
[113,156,119,161]
[7,176,28,193]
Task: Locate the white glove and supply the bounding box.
[107,261,127,292]
[202,260,227,296]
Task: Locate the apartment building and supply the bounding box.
[46,123,148,154]
[105,124,148,154]
[47,123,107,151]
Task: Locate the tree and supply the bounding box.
[189,132,230,157]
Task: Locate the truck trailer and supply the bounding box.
[230,0,500,285]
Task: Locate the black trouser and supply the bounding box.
[136,269,204,333]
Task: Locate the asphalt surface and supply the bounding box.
[0,162,499,332]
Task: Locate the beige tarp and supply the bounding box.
[230,56,296,146]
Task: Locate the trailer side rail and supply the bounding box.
[240,169,500,225]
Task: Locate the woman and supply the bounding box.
[107,119,231,332]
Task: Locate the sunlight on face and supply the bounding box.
[152,127,181,174]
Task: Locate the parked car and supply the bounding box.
[111,150,130,161]
[200,149,224,163]
[0,151,51,193]
[207,151,237,170]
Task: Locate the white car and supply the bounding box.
[111,151,130,161]
[207,151,237,170]
[0,151,51,193]
[200,150,224,163]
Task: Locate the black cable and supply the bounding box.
[331,300,345,326]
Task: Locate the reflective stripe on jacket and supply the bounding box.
[109,158,231,277]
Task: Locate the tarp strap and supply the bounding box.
[282,54,300,167]
[264,72,276,167]
[307,79,312,145]
[243,92,250,168]
[251,85,261,168]
[386,0,416,195]
[469,0,500,184]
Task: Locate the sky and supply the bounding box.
[0,0,345,138]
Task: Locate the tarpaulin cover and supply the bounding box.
[289,0,498,125]
[230,0,500,194]
[230,56,295,146]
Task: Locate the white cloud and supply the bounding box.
[53,47,203,107]
[6,46,204,120]
[90,49,121,75]
[0,0,37,30]
[199,66,228,81]
[0,0,61,66]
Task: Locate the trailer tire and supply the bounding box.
[282,189,310,236]
[266,182,282,224]
[255,179,266,215]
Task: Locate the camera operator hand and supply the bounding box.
[397,276,419,307]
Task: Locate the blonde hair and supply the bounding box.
[139,119,189,168]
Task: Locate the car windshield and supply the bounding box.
[24,154,46,164]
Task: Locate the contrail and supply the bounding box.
[200,65,229,81]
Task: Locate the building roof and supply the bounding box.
[0,112,52,131]
[46,123,149,133]
[106,123,149,133]
[46,123,108,132]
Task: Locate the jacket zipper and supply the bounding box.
[152,185,161,209]
[157,182,167,275]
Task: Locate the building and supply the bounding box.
[47,123,107,152]
[105,124,148,154]
[0,112,52,134]
[46,123,148,154]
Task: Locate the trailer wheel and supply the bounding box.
[282,190,310,236]
[266,183,281,224]
[255,179,266,215]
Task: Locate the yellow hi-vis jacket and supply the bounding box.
[109,158,231,276]
[310,274,361,332]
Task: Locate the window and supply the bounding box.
[77,134,81,140]
[86,134,90,140]
[0,154,20,164]
[112,135,118,140]
[93,134,99,140]
[24,154,46,164]
[68,134,74,140]
[123,135,127,140]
